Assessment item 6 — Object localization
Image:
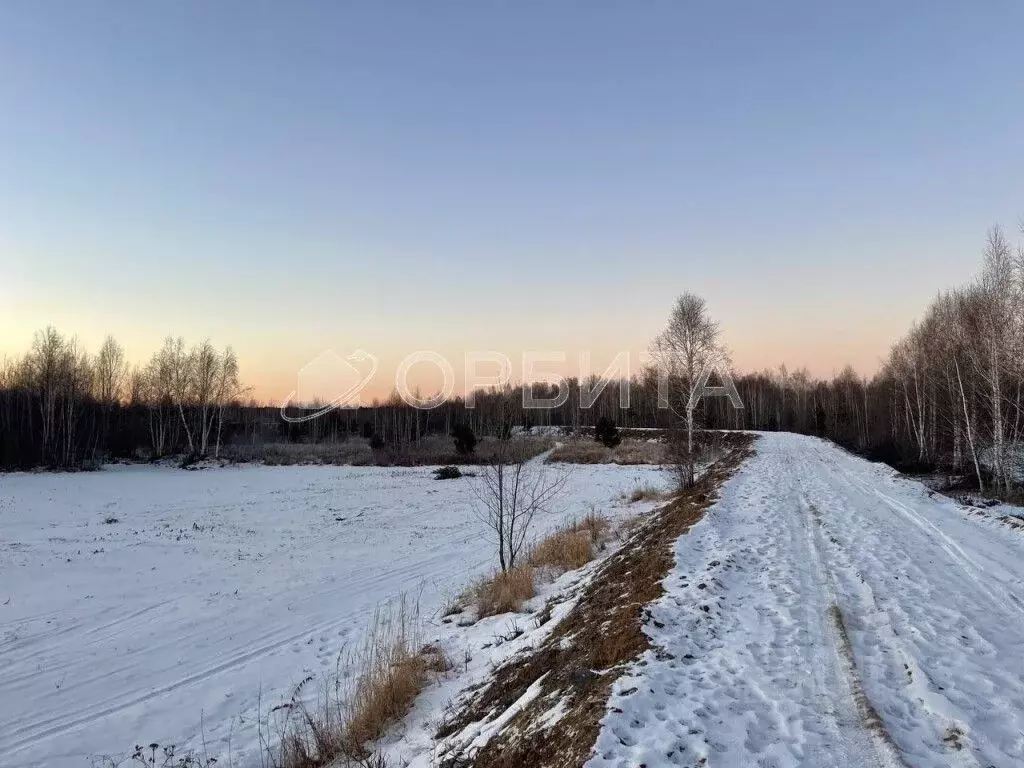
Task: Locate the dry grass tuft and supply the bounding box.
[548,440,608,464]
[626,481,668,503]
[575,511,612,544]
[474,566,537,618]
[275,596,447,768]
[528,529,593,572]
[528,512,612,573]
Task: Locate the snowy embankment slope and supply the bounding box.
[0,462,667,767]
[590,432,1024,768]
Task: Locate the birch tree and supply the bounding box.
[651,293,725,486]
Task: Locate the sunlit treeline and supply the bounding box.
[0,329,241,469]
[5,224,1024,494]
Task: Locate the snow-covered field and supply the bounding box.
[590,433,1024,768]
[0,461,668,768]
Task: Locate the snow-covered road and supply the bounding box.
[0,462,668,767]
[591,432,1024,768]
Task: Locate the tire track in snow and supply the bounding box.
[794,442,1018,766]
[591,436,903,767]
[859,477,1024,622]
[591,433,1024,768]
[801,493,907,768]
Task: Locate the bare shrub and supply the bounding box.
[667,429,732,490]
[473,439,568,572]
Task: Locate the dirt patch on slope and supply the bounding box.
[433,433,755,768]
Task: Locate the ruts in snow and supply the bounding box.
[590,432,1024,768]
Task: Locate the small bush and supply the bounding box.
[474,566,536,618]
[103,516,120,525]
[452,424,477,455]
[594,417,621,448]
[433,465,462,480]
[368,433,385,451]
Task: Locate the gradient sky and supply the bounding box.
[2,2,1023,402]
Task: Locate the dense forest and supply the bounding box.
[3,226,1024,495]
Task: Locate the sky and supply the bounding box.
[2,2,1023,403]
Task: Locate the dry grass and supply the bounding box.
[221,435,554,468]
[625,481,668,503]
[433,435,756,768]
[528,529,593,571]
[222,440,374,466]
[548,438,666,465]
[528,513,612,573]
[474,566,537,618]
[373,434,554,467]
[274,596,447,768]
[469,513,614,619]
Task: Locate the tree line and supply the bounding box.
[695,224,1024,496]
[0,330,241,470]
[4,224,1024,496]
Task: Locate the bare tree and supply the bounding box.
[93,335,125,405]
[651,292,725,486]
[473,438,568,572]
[213,346,241,458]
[92,335,126,460]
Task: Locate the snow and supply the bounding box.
[379,550,610,768]
[0,461,668,768]
[589,432,1024,768]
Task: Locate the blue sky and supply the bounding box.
[2,2,1022,399]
